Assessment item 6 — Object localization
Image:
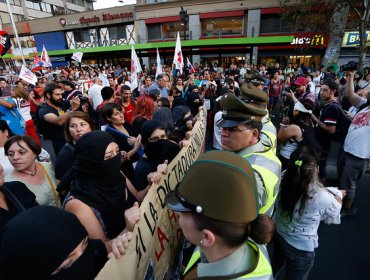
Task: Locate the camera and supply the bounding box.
[76,94,88,104]
[285,84,296,93]
[340,61,358,72]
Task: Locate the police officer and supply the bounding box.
[165,151,274,280]
[240,83,277,152]
[217,91,281,216]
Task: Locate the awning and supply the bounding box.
[29,36,294,57]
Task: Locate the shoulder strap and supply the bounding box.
[0,185,26,212]
[38,163,59,208]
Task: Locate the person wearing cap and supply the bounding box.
[277,99,321,170]
[240,83,277,153]
[291,76,316,104]
[217,91,281,216]
[165,151,274,280]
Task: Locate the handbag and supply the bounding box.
[39,163,60,208]
[0,185,26,212]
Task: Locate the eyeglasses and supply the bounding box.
[148,133,168,143]
[222,126,250,133]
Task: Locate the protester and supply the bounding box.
[11,85,40,144]
[272,146,344,280]
[338,71,370,217]
[55,111,94,183]
[38,82,80,155]
[165,150,274,279]
[4,135,60,207]
[0,206,109,280]
[100,102,142,183]
[119,85,136,124]
[0,163,38,232]
[62,131,140,256]
[131,95,154,133]
[134,120,180,193]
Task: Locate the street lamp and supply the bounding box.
[179,6,188,40]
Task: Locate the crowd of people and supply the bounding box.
[0,59,368,279]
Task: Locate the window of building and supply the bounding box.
[117,25,126,39]
[201,17,243,37]
[73,30,91,43]
[147,22,188,41]
[148,24,162,40]
[260,14,295,33]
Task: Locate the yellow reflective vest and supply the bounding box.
[261,118,277,154]
[241,145,281,216]
[183,240,273,279]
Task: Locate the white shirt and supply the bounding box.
[88,84,103,110]
[344,98,370,159]
[276,183,341,252]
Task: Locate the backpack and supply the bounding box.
[330,103,352,143]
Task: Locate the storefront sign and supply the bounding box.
[291,34,325,46]
[59,18,79,27]
[79,13,133,24]
[342,31,370,47]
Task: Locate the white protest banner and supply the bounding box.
[71,52,83,63]
[96,106,207,280]
[19,65,37,85]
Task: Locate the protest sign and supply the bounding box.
[96,106,207,280]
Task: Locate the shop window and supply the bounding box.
[162,22,186,40]
[201,17,243,37]
[74,31,90,43]
[108,26,118,43]
[117,25,126,39]
[148,24,162,40]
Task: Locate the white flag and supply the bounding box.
[155,48,163,79]
[19,65,37,85]
[41,45,52,68]
[173,32,184,74]
[71,52,83,63]
[130,45,142,91]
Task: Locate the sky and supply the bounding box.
[94,0,136,10]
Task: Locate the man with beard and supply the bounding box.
[38,82,80,155]
[119,85,136,124]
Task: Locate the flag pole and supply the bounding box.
[5,0,26,65]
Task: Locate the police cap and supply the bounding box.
[240,83,268,107]
[216,91,267,127]
[165,151,258,224]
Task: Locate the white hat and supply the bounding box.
[294,101,312,114]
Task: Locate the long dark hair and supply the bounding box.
[279,145,320,221]
[291,99,314,127]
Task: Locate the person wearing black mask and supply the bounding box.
[60,131,140,257]
[170,105,193,143]
[0,206,108,280]
[134,120,181,194]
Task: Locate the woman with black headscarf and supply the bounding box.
[0,206,107,280]
[134,120,181,196]
[61,131,140,257]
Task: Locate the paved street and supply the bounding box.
[309,143,370,279]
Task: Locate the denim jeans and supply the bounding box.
[272,233,315,280]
